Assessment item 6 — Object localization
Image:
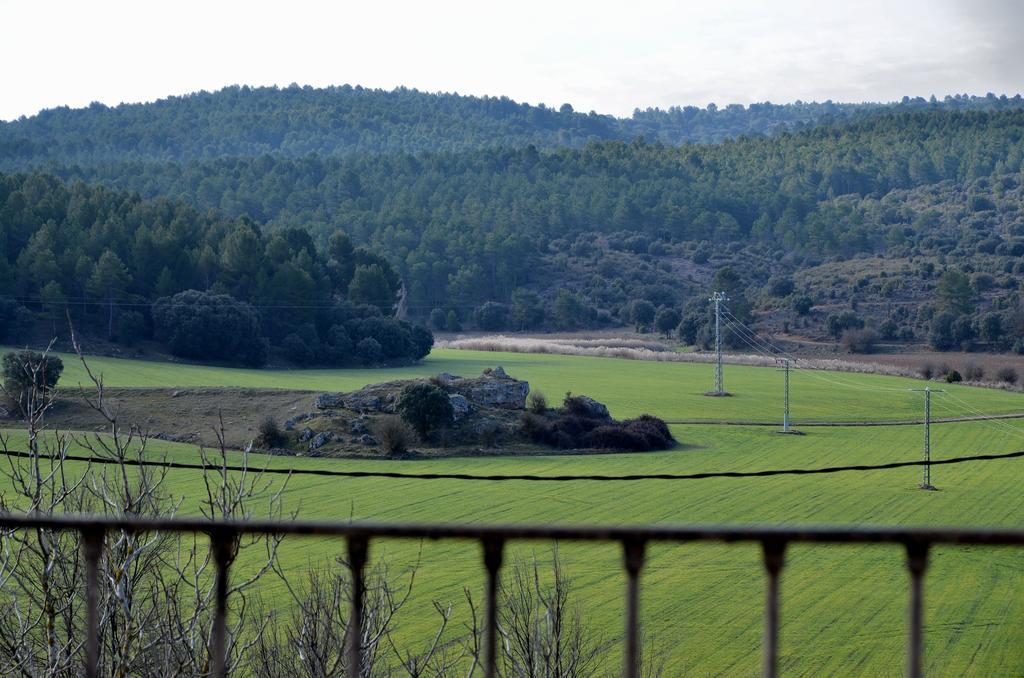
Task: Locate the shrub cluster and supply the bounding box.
[254,417,285,449]
[521,406,674,452]
[396,383,454,439]
[152,291,432,367]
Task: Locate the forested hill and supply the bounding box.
[5,107,1024,355]
[2,85,1023,165]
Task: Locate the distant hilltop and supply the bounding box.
[2,85,1022,164]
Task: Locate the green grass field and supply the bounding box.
[3,347,1024,674]
[26,346,1024,423]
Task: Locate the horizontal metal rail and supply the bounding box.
[1,514,1021,677]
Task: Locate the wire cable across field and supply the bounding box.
[719,307,908,392]
[2,447,1022,482]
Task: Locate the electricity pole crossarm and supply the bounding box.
[909,387,943,490]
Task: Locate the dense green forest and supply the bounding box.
[0,173,431,366]
[2,85,1022,163]
[2,87,1024,358]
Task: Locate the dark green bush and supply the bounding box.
[153,290,267,366]
[582,426,648,450]
[255,417,285,449]
[396,383,454,438]
[356,337,382,363]
[2,350,64,413]
[521,398,674,451]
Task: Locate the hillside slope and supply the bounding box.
[2,86,1022,164]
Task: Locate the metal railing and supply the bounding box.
[2,514,1023,677]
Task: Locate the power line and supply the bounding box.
[1,447,1021,482]
[931,392,1024,443]
[718,307,1024,475]
[0,294,479,312]
[719,308,908,393]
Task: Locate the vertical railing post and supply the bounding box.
[82,527,104,678]
[347,535,369,678]
[482,538,505,678]
[906,542,930,678]
[623,538,647,678]
[761,540,787,678]
[209,528,237,678]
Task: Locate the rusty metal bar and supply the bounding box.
[761,540,787,678]
[0,512,1011,675]
[347,535,369,678]
[906,542,930,678]
[209,529,237,678]
[482,538,504,678]
[82,527,103,678]
[623,539,647,678]
[0,514,1017,547]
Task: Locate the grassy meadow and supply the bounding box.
[24,346,1024,423]
[3,347,1024,674]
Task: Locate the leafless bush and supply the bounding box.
[841,328,877,354]
[527,390,548,414]
[254,551,458,678]
[997,366,1019,384]
[373,415,415,456]
[0,324,287,675]
[498,551,610,676]
[964,362,985,381]
[462,549,665,677]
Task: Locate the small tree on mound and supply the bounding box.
[254,417,285,449]
[396,383,454,439]
[2,350,64,415]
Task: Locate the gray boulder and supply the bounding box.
[359,434,378,446]
[314,393,345,409]
[451,369,530,409]
[345,391,383,412]
[449,393,472,420]
[298,427,315,442]
[309,431,335,451]
[283,413,313,431]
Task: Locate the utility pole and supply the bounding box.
[778,358,794,433]
[707,291,729,396]
[910,387,943,490]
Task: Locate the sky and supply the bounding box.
[2,0,1022,121]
